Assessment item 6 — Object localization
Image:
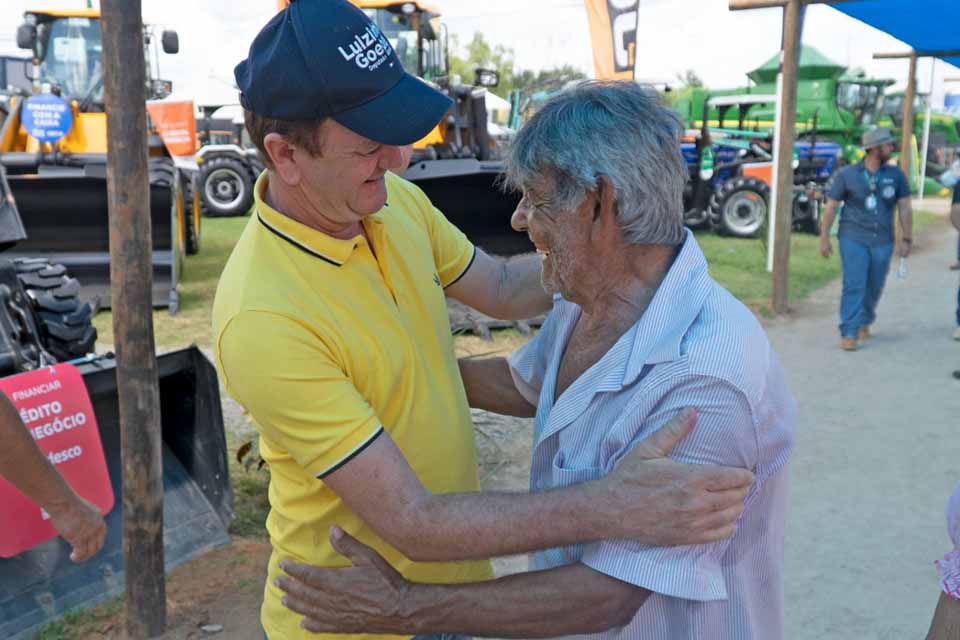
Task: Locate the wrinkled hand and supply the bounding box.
[49,495,106,563]
[819,236,832,258]
[277,527,411,635]
[601,408,754,546]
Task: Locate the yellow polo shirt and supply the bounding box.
[212,172,492,640]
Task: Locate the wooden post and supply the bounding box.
[769,0,803,314]
[100,1,166,637]
[899,52,918,179]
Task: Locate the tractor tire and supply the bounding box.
[182,171,201,255]
[148,157,188,260]
[708,177,769,238]
[792,191,821,235]
[199,156,255,217]
[14,259,97,362]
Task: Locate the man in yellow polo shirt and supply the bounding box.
[215,2,754,639]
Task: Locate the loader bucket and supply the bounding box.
[2,168,179,309]
[402,158,531,256]
[0,347,233,640]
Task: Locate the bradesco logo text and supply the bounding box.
[337,24,394,71]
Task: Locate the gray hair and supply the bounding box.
[505,81,687,246]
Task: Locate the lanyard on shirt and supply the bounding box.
[863,167,880,213]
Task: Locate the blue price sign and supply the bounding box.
[22,94,73,144]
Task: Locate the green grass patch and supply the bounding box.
[33,596,124,640]
[93,215,250,350]
[697,210,941,314]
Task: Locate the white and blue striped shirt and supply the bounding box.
[509,230,796,639]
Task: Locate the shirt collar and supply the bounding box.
[622,229,712,384]
[254,172,386,267]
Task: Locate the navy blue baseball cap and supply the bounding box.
[235,0,452,146]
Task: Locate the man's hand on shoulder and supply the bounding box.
[593,408,754,546]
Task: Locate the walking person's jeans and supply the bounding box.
[838,236,894,338]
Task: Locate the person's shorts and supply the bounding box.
[953,185,960,205]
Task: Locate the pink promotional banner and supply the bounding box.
[0,364,113,558]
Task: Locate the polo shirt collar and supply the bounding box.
[622,229,711,384]
[254,172,384,267]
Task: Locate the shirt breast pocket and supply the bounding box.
[550,450,603,488]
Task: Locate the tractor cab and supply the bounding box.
[16,10,178,108]
[835,76,892,128]
[355,1,447,83]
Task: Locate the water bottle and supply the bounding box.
[896,257,907,280]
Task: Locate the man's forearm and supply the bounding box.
[0,393,77,512]
[458,357,535,417]
[900,201,913,239]
[402,563,649,638]
[400,482,611,562]
[820,202,838,239]
[491,253,552,319]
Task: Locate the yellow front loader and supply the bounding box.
[0,9,201,310]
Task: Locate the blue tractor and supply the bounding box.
[681,94,841,238]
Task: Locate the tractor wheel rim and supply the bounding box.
[205,168,246,210]
[723,192,766,234]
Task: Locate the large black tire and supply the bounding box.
[199,156,255,217]
[182,171,201,255]
[148,157,187,273]
[14,259,97,362]
[708,177,769,238]
[792,191,821,235]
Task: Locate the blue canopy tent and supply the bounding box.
[831,1,960,69]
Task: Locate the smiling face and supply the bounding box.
[510,174,596,297]
[264,119,406,233]
[301,120,405,220]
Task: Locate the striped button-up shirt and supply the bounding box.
[509,230,796,639]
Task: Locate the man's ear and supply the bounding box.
[263,133,300,186]
[595,175,618,226]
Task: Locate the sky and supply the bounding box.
[1,0,957,108]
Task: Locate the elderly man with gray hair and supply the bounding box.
[276,81,796,639]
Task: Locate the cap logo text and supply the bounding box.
[338,24,393,71]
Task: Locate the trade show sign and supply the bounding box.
[21,94,73,144]
[0,364,113,558]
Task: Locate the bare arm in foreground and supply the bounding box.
[323,409,751,562]
[279,527,650,638]
[0,392,106,562]
[927,592,960,640]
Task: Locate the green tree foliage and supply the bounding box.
[675,68,704,88]
[448,32,587,97]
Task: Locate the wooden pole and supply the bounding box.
[728,0,859,10]
[899,52,917,180]
[770,0,803,314]
[100,1,166,637]
[875,50,960,60]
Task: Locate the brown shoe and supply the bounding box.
[841,337,858,351]
[858,326,870,342]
